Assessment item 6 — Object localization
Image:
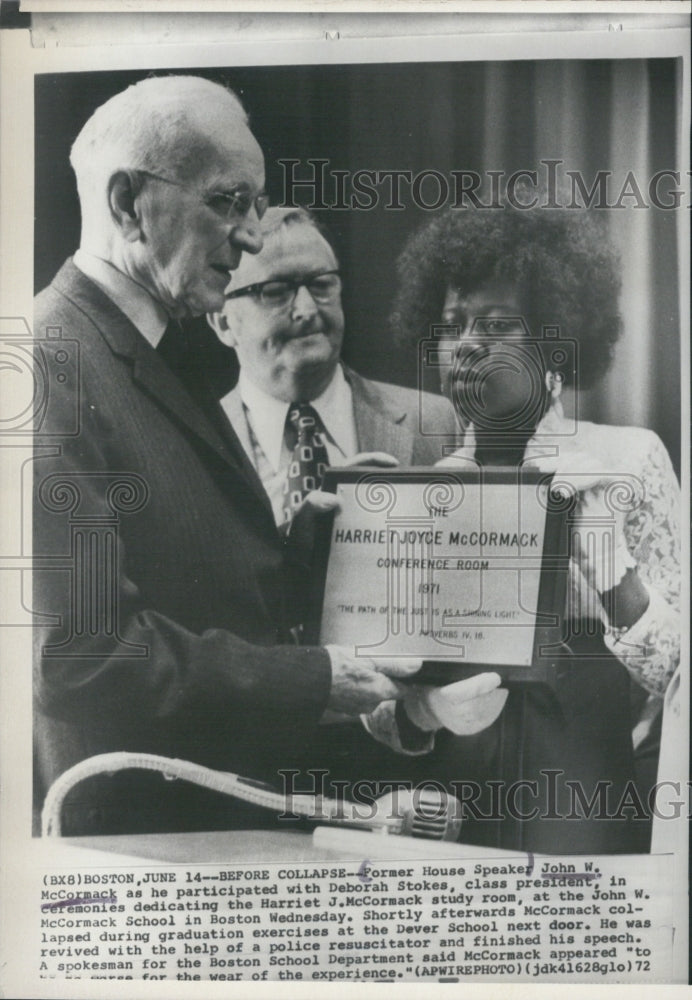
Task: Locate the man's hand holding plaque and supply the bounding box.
[323,647,424,719]
[286,452,400,552]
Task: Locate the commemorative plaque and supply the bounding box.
[308,467,572,687]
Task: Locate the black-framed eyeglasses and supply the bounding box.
[137,169,269,223]
[225,270,342,310]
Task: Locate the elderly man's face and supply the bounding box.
[134,108,265,317]
[216,224,345,401]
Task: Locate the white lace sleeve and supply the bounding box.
[603,430,681,696]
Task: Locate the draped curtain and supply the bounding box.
[528,59,681,459]
[338,60,681,472]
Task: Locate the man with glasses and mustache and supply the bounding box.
[208,206,457,525]
[33,77,427,836]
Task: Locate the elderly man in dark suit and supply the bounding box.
[207,207,456,526]
[32,76,422,836]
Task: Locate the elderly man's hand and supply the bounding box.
[404,673,508,735]
[324,647,423,716]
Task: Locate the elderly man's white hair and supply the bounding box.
[70,75,247,206]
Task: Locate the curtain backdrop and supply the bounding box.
[35,58,681,472]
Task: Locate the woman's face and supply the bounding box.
[438,278,546,431]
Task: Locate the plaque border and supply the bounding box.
[307,465,572,689]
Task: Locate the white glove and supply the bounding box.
[404,672,508,735]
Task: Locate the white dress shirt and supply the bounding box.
[220,365,359,525]
[74,249,168,347]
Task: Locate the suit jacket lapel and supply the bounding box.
[130,336,276,520]
[345,366,415,464]
[53,260,273,516]
[131,341,234,462]
[221,386,255,460]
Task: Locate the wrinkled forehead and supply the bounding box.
[227,223,337,291]
[176,105,265,190]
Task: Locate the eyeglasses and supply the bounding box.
[137,169,269,223]
[225,270,342,310]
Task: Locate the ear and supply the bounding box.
[544,368,564,401]
[207,307,237,349]
[108,170,144,243]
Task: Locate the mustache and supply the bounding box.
[277,324,324,342]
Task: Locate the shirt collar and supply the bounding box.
[74,249,169,348]
[309,364,353,456]
[237,371,294,473]
[238,364,353,473]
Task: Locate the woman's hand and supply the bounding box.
[404,672,508,735]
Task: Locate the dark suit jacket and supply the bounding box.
[346,366,457,464]
[221,364,457,470]
[33,260,332,835]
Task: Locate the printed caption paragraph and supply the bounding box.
[38,855,673,983]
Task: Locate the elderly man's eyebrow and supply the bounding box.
[203,174,259,194]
